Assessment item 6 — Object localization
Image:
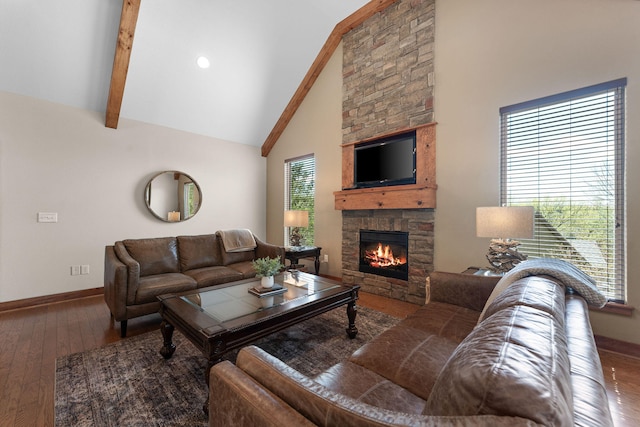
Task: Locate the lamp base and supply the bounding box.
[289,228,303,247]
[486,238,528,273]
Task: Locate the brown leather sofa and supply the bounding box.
[208,270,613,426]
[104,231,284,337]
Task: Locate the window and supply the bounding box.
[284,154,315,245]
[500,78,626,302]
[183,182,197,218]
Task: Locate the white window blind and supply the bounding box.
[284,154,315,245]
[500,78,626,302]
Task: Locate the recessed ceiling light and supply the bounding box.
[196,56,210,69]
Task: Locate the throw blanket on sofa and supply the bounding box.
[478,258,608,322]
[219,229,257,253]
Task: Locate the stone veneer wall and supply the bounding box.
[341,209,434,304]
[342,0,435,144]
[340,0,436,303]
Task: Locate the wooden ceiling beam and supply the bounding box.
[105,0,141,129]
[261,0,399,157]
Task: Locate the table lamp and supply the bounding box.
[284,210,309,247]
[476,206,534,273]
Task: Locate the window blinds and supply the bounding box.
[500,78,626,302]
[284,154,315,245]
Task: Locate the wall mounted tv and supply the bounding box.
[354,131,416,188]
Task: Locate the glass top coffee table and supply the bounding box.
[157,271,359,412]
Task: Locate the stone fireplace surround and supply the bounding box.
[335,123,435,304]
[336,123,436,305]
[341,209,434,305]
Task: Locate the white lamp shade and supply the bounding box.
[476,206,534,239]
[284,210,309,228]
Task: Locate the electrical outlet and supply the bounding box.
[81,265,90,275]
[38,212,58,223]
[323,254,329,263]
[70,265,81,276]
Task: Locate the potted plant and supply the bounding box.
[251,256,284,288]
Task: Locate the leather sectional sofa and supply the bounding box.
[208,266,613,426]
[104,230,284,337]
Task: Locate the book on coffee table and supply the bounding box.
[248,284,287,297]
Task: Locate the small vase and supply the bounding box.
[261,276,274,289]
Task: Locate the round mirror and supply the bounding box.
[144,171,202,222]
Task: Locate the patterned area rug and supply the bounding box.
[55,306,400,426]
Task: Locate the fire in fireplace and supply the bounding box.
[359,230,409,281]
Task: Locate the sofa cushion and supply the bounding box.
[349,325,458,402]
[314,361,427,414]
[428,271,500,311]
[220,248,255,266]
[184,266,243,287]
[426,285,573,426]
[177,234,223,271]
[135,273,197,304]
[228,261,257,279]
[399,300,480,342]
[347,301,480,401]
[123,237,179,277]
[482,276,566,325]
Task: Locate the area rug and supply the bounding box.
[55,306,400,426]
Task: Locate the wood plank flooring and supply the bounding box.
[1,293,638,426]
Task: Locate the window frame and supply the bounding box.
[284,153,315,246]
[499,78,627,304]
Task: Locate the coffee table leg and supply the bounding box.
[159,320,176,359]
[346,300,358,338]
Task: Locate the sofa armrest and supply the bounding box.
[235,346,420,426]
[229,346,532,427]
[104,246,129,320]
[427,271,500,312]
[254,236,286,264]
[565,295,614,426]
[113,241,141,306]
[209,361,316,427]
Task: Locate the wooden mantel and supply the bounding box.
[334,123,436,210]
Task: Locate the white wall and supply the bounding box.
[266,44,344,278]
[434,0,640,343]
[0,91,266,302]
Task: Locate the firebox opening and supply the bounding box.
[359,230,409,281]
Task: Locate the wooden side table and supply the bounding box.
[285,246,322,275]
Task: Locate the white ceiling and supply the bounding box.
[0,0,369,146]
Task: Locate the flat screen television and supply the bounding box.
[354,131,416,188]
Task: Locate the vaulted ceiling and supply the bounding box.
[0,0,370,148]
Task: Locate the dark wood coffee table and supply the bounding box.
[157,271,359,412]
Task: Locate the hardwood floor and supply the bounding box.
[1,292,638,426]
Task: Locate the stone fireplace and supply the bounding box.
[337,0,436,305]
[341,209,433,305]
[335,122,436,305]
